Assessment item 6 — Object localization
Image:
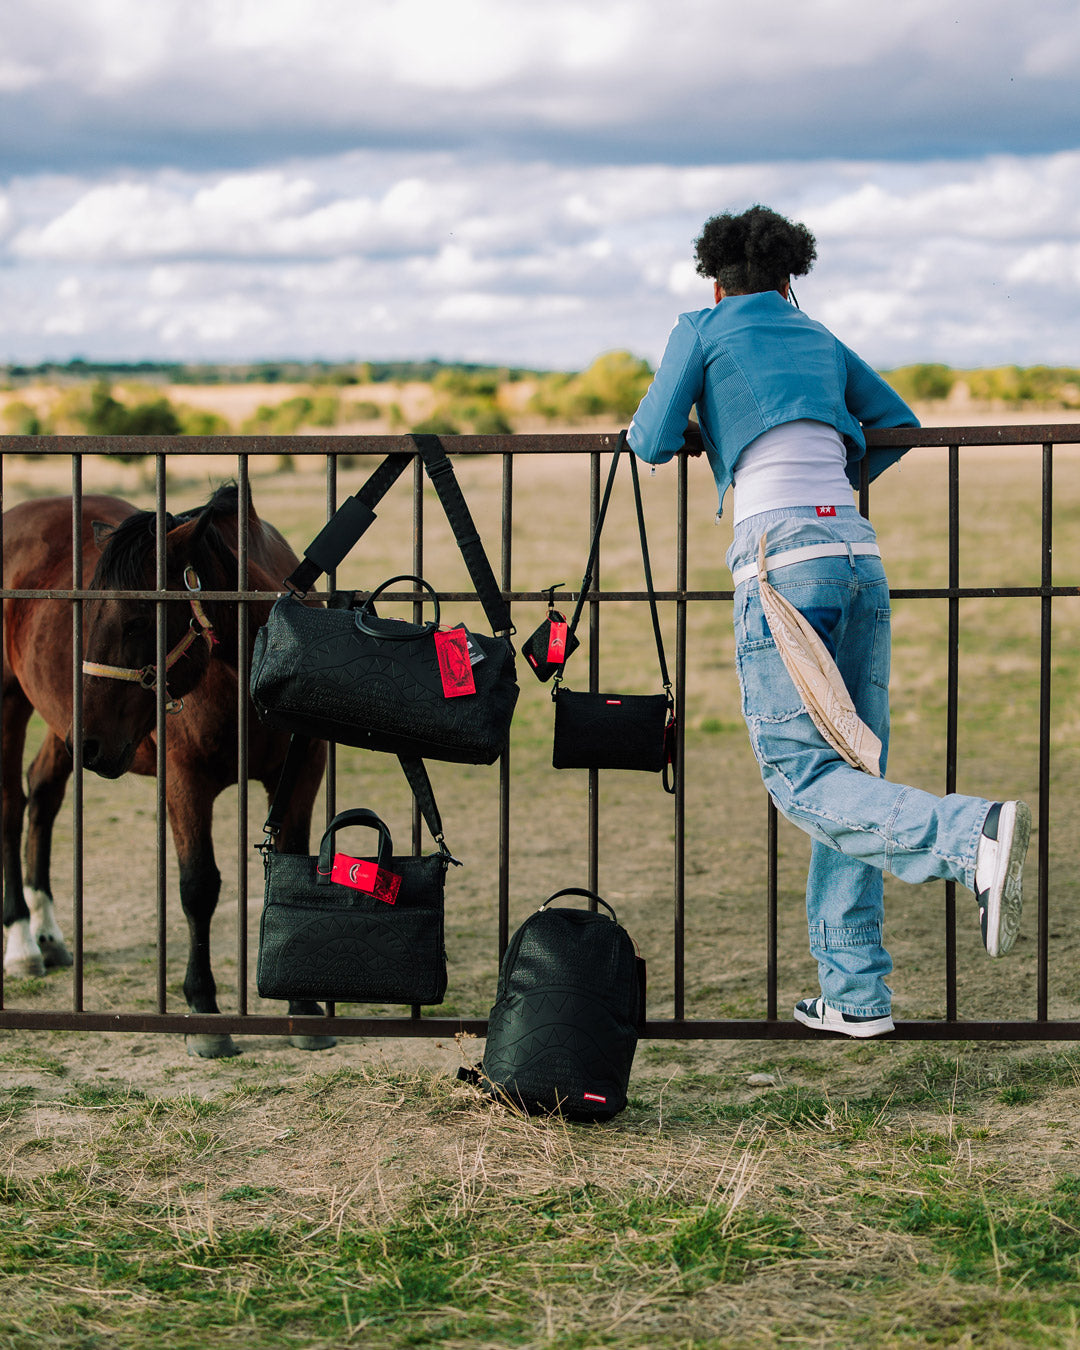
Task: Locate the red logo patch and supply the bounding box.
[815,505,837,517]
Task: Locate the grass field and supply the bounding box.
[3,1046,1080,1348]
[2,432,1080,1346]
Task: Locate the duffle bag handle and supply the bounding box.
[316,809,393,884]
[539,886,618,924]
[355,575,440,639]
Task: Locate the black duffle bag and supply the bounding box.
[250,433,518,763]
[476,888,646,1122]
[251,575,518,763]
[257,806,451,1006]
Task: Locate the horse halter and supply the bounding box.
[81,566,217,714]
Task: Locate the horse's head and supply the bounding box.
[78,493,236,777]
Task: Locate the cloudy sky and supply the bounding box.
[2,0,1079,372]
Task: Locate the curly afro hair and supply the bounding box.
[693,205,817,294]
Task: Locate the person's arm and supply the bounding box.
[841,344,920,484]
[626,315,705,464]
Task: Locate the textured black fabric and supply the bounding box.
[482,892,645,1122]
[250,589,518,762]
[551,688,670,772]
[257,818,448,1004]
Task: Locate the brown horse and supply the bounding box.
[1,482,328,1057]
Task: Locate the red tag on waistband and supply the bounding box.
[546,619,568,663]
[433,628,476,698]
[816,505,837,517]
[330,854,401,903]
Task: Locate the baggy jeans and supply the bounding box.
[726,506,993,1017]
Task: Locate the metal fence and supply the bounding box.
[2,425,1079,1043]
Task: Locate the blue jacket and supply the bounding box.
[627,290,919,514]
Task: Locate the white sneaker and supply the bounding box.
[974,800,1031,958]
[793,996,894,1038]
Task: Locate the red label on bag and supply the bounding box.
[330,854,401,903]
[583,1092,607,1104]
[816,505,837,517]
[546,619,568,663]
[433,628,476,698]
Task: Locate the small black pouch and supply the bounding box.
[522,584,581,682]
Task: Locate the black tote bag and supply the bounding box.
[257,808,449,1006]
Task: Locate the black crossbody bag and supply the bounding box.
[551,434,676,792]
[250,434,518,764]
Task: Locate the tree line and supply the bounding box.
[3,357,1079,445]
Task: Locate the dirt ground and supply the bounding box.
[2,419,1079,1110]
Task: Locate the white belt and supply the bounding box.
[731,541,881,589]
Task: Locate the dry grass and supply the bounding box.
[3,1048,1080,1348]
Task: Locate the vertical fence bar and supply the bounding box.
[70,455,85,1011]
[499,452,513,957]
[235,457,250,1017]
[155,455,169,1013]
[673,455,688,1018]
[325,452,338,828]
[0,449,4,1010]
[1037,443,1053,1019]
[411,454,424,858]
[944,445,959,1021]
[767,801,779,1020]
[587,449,601,899]
[410,453,424,1021]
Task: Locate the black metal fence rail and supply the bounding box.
[2,425,1079,1042]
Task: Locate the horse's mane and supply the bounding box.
[92,482,240,590]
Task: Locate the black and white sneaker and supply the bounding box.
[975,800,1031,957]
[793,997,894,1038]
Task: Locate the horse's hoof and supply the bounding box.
[36,935,74,969]
[185,1033,241,1059]
[289,1033,338,1051]
[3,953,46,978]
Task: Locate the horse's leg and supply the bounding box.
[23,732,74,969]
[165,778,239,1059]
[2,683,41,976]
[268,736,336,1051]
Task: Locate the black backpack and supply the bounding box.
[476,888,646,1122]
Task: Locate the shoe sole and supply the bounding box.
[984,801,1031,958]
[793,1003,895,1038]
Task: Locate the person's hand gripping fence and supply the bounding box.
[755,532,882,777]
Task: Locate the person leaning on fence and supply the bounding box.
[626,204,1031,1038]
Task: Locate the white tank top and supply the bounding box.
[732,420,853,524]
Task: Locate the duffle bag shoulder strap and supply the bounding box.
[261,735,458,863]
[282,434,513,638]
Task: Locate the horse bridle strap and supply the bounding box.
[81,567,216,714]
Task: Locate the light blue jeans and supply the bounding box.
[726,506,992,1017]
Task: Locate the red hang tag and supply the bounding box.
[546,619,568,664]
[433,627,477,698]
[330,854,402,904]
[815,505,837,517]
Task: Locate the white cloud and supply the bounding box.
[2,0,1078,175]
[0,1,1078,369]
[3,147,1080,370]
